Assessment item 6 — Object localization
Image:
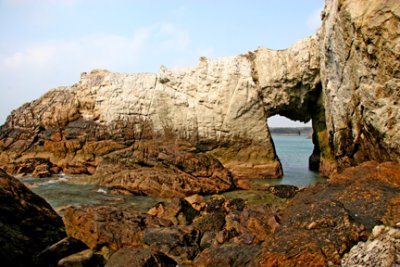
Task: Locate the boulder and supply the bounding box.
[58,249,103,267]
[36,237,88,266]
[62,205,171,250]
[147,197,200,225]
[105,247,177,267]
[341,225,400,267]
[193,243,261,267]
[142,227,199,263]
[0,168,65,267]
[259,164,400,266]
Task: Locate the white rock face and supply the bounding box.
[1,34,328,180]
[320,0,400,169]
[39,56,269,145]
[253,35,321,120]
[342,225,400,267]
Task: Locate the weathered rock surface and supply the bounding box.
[319,0,400,173]
[94,140,233,198]
[0,33,326,196]
[0,56,281,183]
[62,205,172,250]
[61,192,288,266]
[105,247,177,267]
[341,225,400,267]
[0,0,399,192]
[0,168,66,267]
[259,161,400,266]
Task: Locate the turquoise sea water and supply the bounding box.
[266,135,326,187]
[20,135,324,211]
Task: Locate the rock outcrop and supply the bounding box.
[341,225,400,267]
[259,161,400,266]
[0,168,66,267]
[0,0,399,193]
[61,192,289,266]
[319,0,400,173]
[0,35,324,195]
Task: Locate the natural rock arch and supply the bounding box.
[1,0,399,196]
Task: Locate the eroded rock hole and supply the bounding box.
[268,116,322,186]
[265,82,327,185]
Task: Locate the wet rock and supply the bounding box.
[36,237,88,266]
[58,249,103,267]
[259,174,400,266]
[239,206,278,243]
[105,247,176,267]
[0,168,65,267]
[205,196,226,213]
[142,227,199,263]
[342,225,400,267]
[224,198,246,212]
[184,194,206,211]
[95,142,234,198]
[192,211,226,235]
[62,205,170,250]
[15,157,54,177]
[331,161,400,187]
[267,184,299,199]
[199,231,217,249]
[193,243,261,267]
[151,197,200,226]
[32,163,52,178]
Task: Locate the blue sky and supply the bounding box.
[0,0,323,126]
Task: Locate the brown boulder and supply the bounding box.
[193,243,261,267]
[259,163,400,266]
[142,227,199,263]
[62,205,171,250]
[0,168,65,267]
[96,141,234,198]
[105,247,177,267]
[148,197,200,226]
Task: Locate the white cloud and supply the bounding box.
[0,23,210,123]
[4,0,77,6]
[306,7,323,31]
[157,23,190,50]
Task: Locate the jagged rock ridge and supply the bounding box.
[0,37,322,196]
[0,0,399,195]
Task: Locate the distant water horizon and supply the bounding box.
[266,135,326,187]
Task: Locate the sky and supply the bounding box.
[0,0,323,127]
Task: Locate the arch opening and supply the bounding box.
[264,82,327,185]
[268,116,324,186]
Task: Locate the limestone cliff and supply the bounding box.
[319,0,400,172]
[0,0,399,195]
[0,36,323,196]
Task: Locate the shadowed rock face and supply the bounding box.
[319,0,400,172]
[0,169,65,267]
[259,161,400,266]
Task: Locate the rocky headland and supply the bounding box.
[0,0,399,266]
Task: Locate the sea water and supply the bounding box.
[19,135,324,211]
[267,135,326,187]
[21,176,164,213]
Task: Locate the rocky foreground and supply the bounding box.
[1,161,399,266]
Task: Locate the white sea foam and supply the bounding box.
[97,188,108,194]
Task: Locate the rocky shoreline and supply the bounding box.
[1,161,399,266]
[0,0,399,265]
